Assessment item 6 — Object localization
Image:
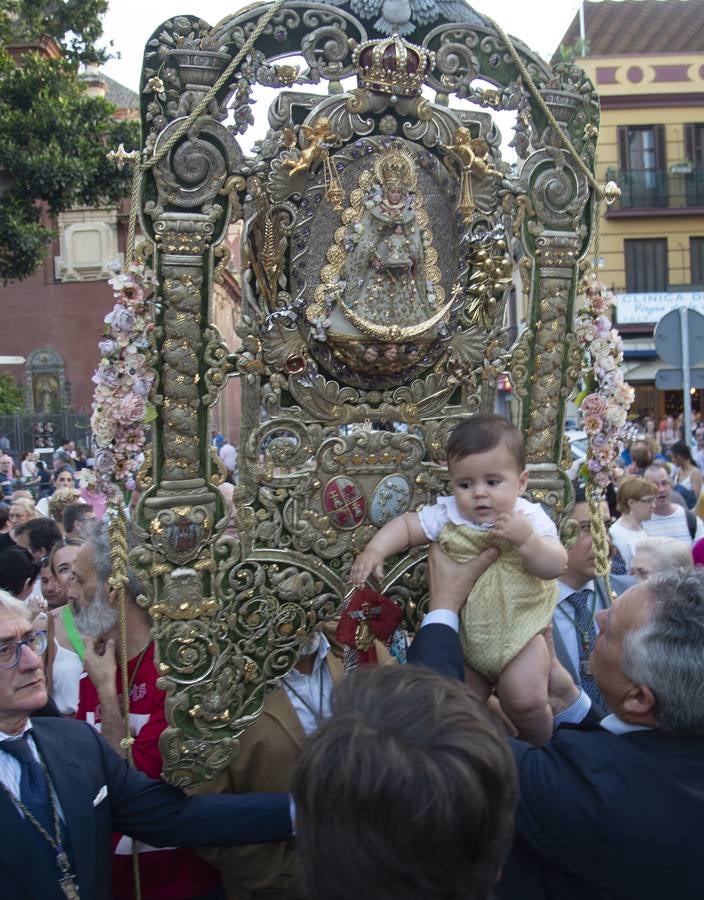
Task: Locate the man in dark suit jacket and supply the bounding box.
[0,589,291,900]
[409,543,704,900]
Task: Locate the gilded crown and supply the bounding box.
[351,34,435,98]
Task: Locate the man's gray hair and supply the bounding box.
[86,519,145,603]
[623,568,704,735]
[0,588,32,622]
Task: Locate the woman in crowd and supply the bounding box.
[609,476,658,571]
[45,537,85,715]
[36,465,76,515]
[8,496,39,534]
[669,441,702,508]
[0,503,12,553]
[20,451,38,483]
[641,415,661,453]
[35,459,53,500]
[78,467,106,519]
[0,544,38,601]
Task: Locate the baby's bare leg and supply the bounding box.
[496,634,552,746]
[464,664,492,701]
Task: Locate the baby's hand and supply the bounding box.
[350,547,385,587]
[492,511,533,547]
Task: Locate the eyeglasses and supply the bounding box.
[0,631,48,669]
[578,521,613,535]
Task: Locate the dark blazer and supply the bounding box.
[0,717,291,900]
[408,623,704,900]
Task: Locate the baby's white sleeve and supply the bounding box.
[418,499,450,541]
[522,499,559,538]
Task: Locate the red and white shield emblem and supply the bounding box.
[323,476,366,530]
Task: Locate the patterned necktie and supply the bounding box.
[568,589,605,711]
[0,732,53,833]
[610,552,627,575]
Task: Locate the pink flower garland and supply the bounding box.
[91,263,158,489]
[574,275,634,487]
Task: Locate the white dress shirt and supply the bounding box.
[282,634,334,736]
[0,721,34,802]
[554,690,651,735]
[0,723,66,823]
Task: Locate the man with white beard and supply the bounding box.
[67,523,223,900]
[191,627,344,900]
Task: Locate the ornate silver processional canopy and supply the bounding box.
[131,0,601,784]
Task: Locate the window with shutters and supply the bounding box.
[691,238,704,287]
[684,124,704,207]
[624,239,668,292]
[617,125,667,208]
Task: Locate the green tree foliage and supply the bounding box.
[558,38,590,64]
[0,374,25,414]
[0,1,141,283]
[1,0,111,64]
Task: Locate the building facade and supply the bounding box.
[559,0,704,421]
[0,61,242,455]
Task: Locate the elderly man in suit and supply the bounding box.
[0,589,291,900]
[409,543,704,900]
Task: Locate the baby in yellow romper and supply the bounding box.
[351,414,568,744]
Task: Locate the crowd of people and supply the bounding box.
[604,411,704,574]
[0,415,703,900]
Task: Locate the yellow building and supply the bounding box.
[559,0,704,422]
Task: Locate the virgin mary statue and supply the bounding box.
[313,146,444,339]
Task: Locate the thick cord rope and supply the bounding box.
[106,499,141,899]
[484,14,603,198]
[586,482,613,594]
[107,501,133,760]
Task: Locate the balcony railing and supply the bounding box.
[605,168,704,211]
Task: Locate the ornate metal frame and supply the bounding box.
[134,1,599,784]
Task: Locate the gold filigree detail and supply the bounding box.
[312,144,446,341]
[136,448,154,492]
[247,178,287,309]
[336,292,454,341]
[281,117,340,176]
[443,128,502,222]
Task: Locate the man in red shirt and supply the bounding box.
[69,523,223,900]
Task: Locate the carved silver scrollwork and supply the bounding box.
[137,1,601,786]
[520,150,590,230]
[152,118,244,218]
